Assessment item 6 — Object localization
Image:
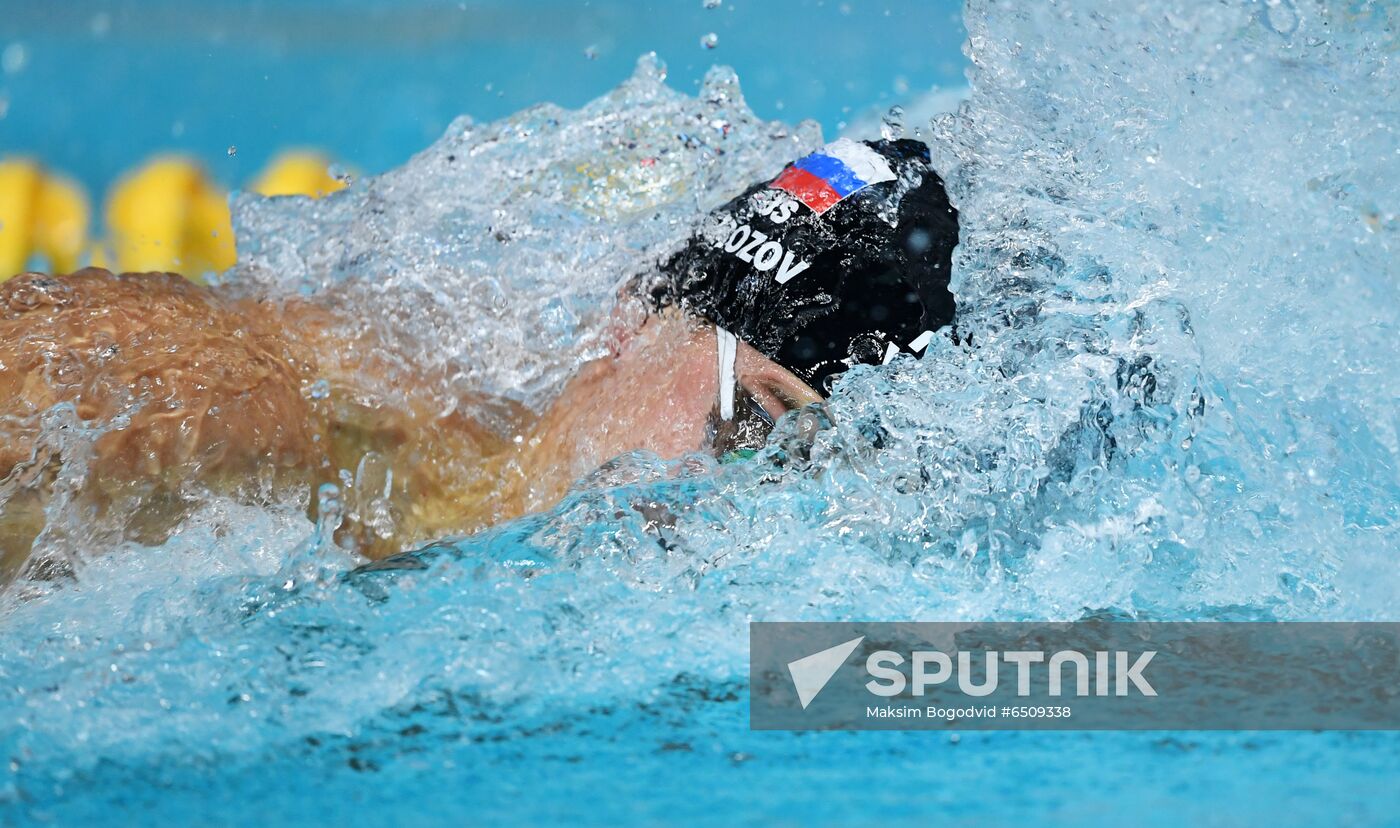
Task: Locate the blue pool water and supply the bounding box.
[0,0,965,196]
[3,1,1400,826]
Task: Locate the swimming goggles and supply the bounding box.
[713,325,778,463]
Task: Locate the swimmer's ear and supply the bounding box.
[737,379,786,424]
[735,341,823,419]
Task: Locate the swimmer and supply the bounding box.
[0,138,957,582]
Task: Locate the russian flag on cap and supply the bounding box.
[770,138,897,215]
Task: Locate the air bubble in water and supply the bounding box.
[703,0,721,8]
[700,33,719,50]
[226,145,237,157]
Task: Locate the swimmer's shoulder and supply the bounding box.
[2,268,218,322]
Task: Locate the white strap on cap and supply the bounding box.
[716,325,738,420]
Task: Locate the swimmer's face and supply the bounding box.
[522,309,821,502]
[644,311,823,459]
[702,334,825,459]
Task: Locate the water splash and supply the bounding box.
[227,55,819,408]
[1,1,1397,821]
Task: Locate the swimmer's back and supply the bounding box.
[0,269,526,582]
[1,269,321,485]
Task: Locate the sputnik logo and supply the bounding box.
[787,636,865,709]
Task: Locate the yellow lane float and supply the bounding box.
[0,157,90,281]
[251,150,349,199]
[2,150,347,283]
[99,155,236,283]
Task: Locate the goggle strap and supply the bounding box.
[716,325,737,421]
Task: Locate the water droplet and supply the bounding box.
[1265,0,1298,35]
[2,43,28,75]
[906,229,931,254]
[307,378,330,400]
[881,105,905,141]
[315,482,343,537]
[700,32,719,50]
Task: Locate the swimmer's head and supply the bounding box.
[652,137,959,396]
[541,139,959,475]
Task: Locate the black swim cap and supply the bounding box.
[656,137,958,393]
